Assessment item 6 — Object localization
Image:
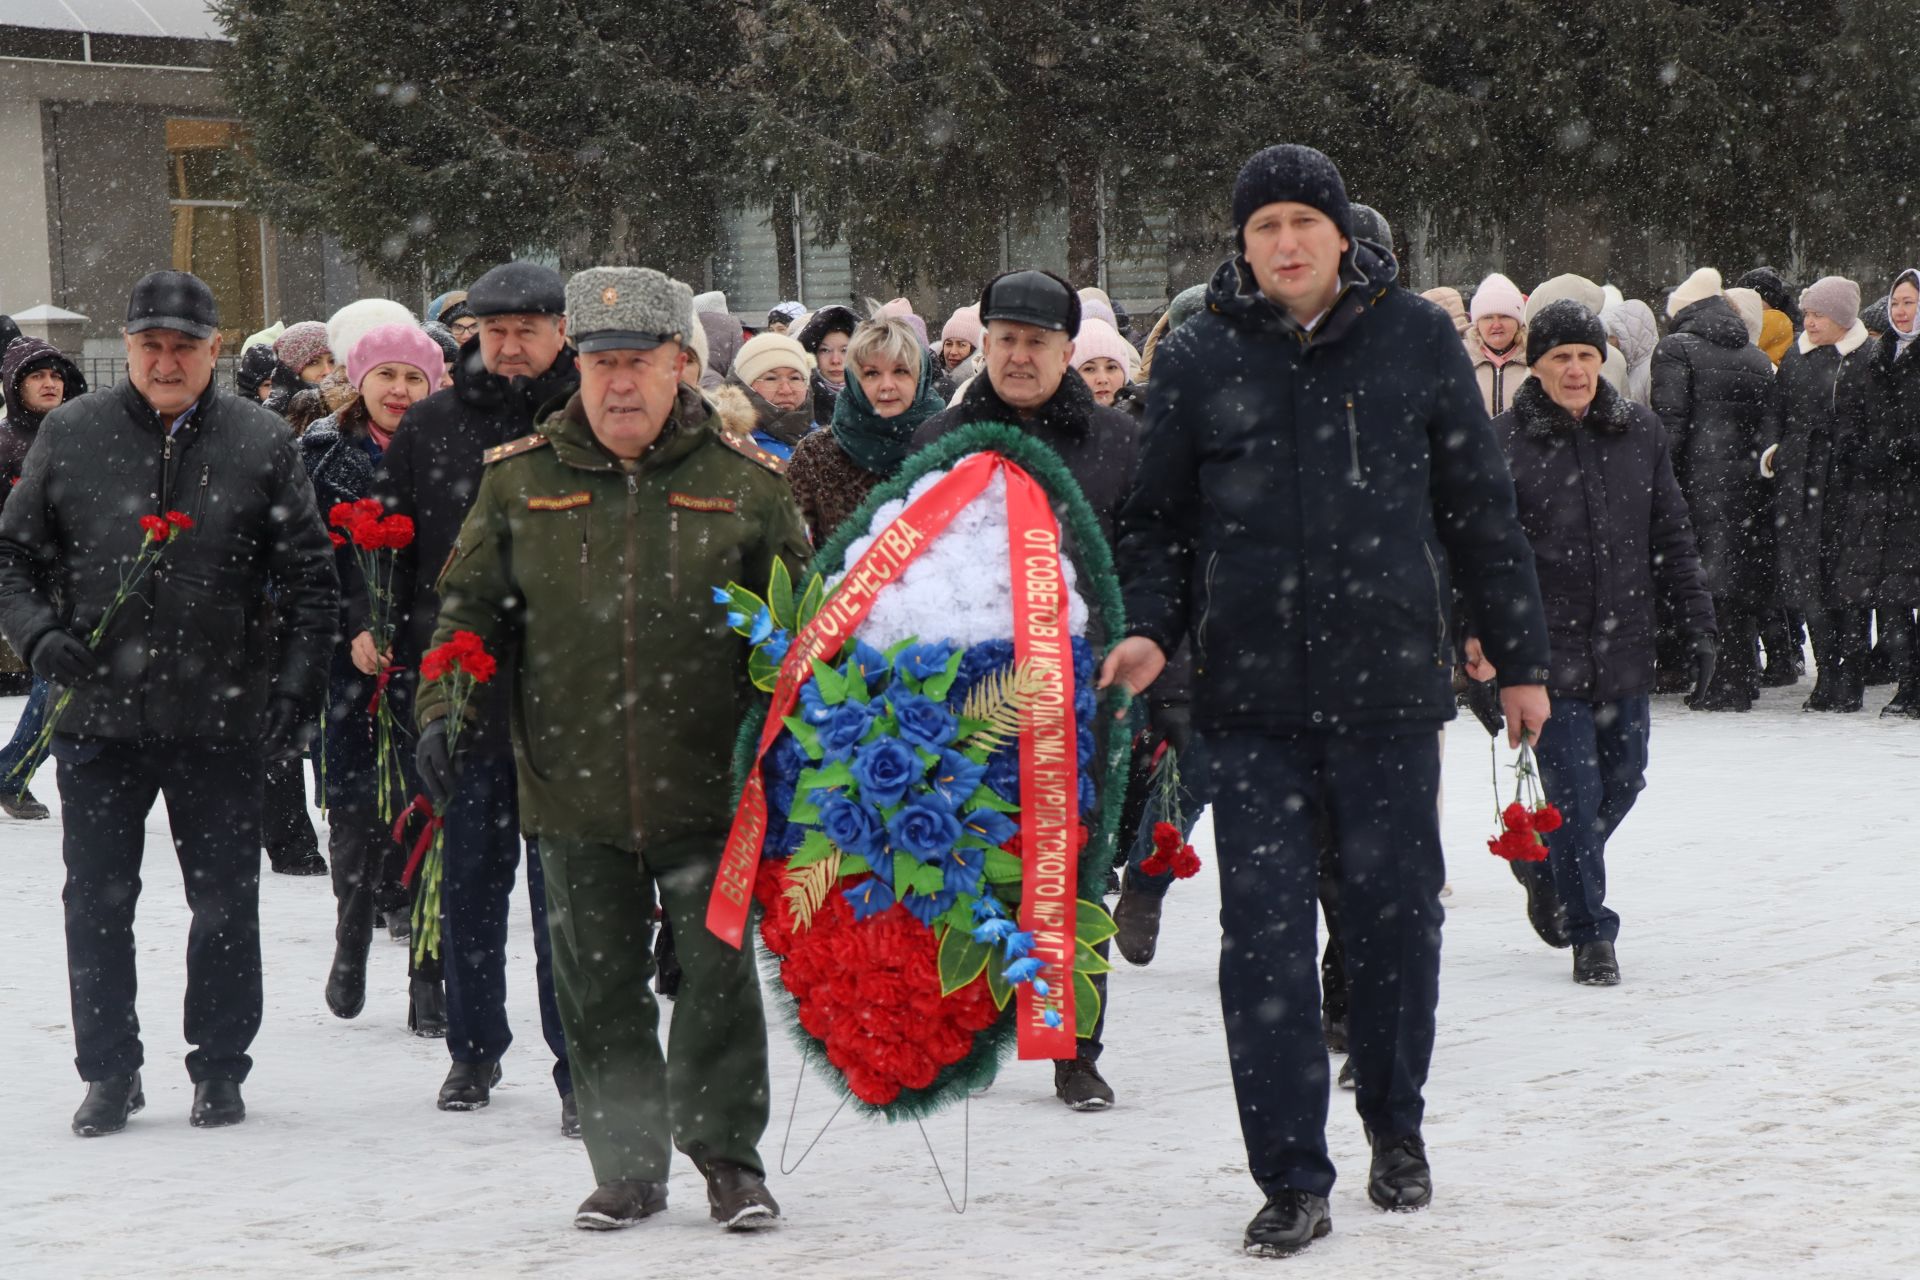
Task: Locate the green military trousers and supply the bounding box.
[538,832,770,1186]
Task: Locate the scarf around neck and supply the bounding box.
[830,347,946,475]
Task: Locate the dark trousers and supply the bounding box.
[1878,608,1920,687]
[1530,696,1650,946]
[1209,730,1445,1199]
[328,805,398,959]
[1808,608,1871,694]
[1712,600,1759,698]
[0,674,50,798]
[262,755,319,863]
[55,736,265,1083]
[442,748,570,1096]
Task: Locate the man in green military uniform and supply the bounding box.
[416,266,810,1233]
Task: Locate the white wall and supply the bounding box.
[0,91,53,316]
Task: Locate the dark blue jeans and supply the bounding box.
[1529,695,1649,946]
[442,747,571,1096]
[0,675,51,798]
[1209,730,1446,1200]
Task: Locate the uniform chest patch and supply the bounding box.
[527,492,592,512]
[668,492,738,514]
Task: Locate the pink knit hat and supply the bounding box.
[1469,273,1527,324]
[274,321,331,372]
[348,323,445,393]
[1071,317,1138,379]
[941,304,983,348]
[874,297,928,347]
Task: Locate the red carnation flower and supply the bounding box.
[1139,851,1171,877]
[1502,802,1535,833]
[460,651,497,684]
[1532,804,1564,833]
[328,531,347,548]
[418,649,452,682]
[138,514,170,541]
[1170,845,1202,879]
[163,510,194,531]
[1152,821,1183,857]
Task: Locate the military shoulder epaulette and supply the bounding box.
[715,429,786,475]
[483,433,551,465]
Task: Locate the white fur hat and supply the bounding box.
[1666,267,1724,319]
[327,298,417,362]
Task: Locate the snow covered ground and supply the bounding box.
[3,683,1919,1278]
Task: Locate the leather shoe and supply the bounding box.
[408,976,447,1037]
[1367,1132,1432,1211]
[437,1060,503,1111]
[72,1074,144,1137]
[1573,940,1621,986]
[325,943,367,1020]
[1112,884,1163,966]
[701,1160,780,1230]
[560,1092,581,1139]
[190,1080,246,1128]
[573,1179,667,1230]
[1511,859,1571,948]
[1243,1189,1331,1257]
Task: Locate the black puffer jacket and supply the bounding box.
[299,413,381,637]
[1117,245,1551,734]
[0,381,337,740]
[912,365,1141,546]
[1760,325,1876,607]
[1846,326,1920,607]
[1650,295,1777,606]
[1496,377,1714,703]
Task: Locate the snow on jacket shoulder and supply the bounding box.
[1117,244,1550,735]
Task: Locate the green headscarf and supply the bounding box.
[829,344,948,475]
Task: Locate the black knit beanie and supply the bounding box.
[1526,299,1609,366]
[1232,144,1351,242]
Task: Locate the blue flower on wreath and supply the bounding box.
[747,607,774,646]
[1071,637,1095,685]
[844,878,895,921]
[972,915,1016,945]
[819,793,886,861]
[930,749,987,810]
[1074,680,1096,722]
[894,640,958,683]
[889,688,957,751]
[944,844,985,897]
[841,640,891,691]
[1079,773,1097,816]
[901,887,956,927]
[1002,929,1036,960]
[972,893,1008,923]
[983,751,1021,804]
[887,794,962,864]
[1003,957,1045,985]
[851,738,926,808]
[959,807,1017,851]
[1042,1009,1064,1029]
[763,629,791,662]
[1077,722,1096,769]
[798,680,833,726]
[819,700,879,761]
[711,585,734,605]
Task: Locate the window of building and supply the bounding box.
[167,119,267,343]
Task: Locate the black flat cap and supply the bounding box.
[979,269,1080,337]
[126,270,219,339]
[466,261,566,317]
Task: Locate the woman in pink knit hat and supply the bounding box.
[303,321,447,1034]
[1071,316,1140,410]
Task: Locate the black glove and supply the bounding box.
[30,629,98,686]
[1146,700,1193,760]
[1465,677,1504,737]
[416,719,456,811]
[259,695,314,763]
[1685,631,1718,705]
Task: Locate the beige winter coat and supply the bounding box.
[1464,325,1531,418]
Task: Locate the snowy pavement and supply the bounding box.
[3,684,1919,1278]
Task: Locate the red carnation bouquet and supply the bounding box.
[10,511,193,786]
[329,498,416,820]
[1487,736,1563,862]
[400,630,495,963]
[1138,740,1202,881]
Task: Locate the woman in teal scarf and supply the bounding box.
[785,316,949,546]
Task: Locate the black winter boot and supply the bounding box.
[700,1161,780,1230]
[1881,680,1920,719]
[72,1074,144,1137]
[190,1080,246,1128]
[1054,1056,1115,1111]
[1243,1190,1331,1257]
[1573,940,1621,986]
[408,975,447,1038]
[1113,883,1164,966]
[573,1180,667,1230]
[1367,1132,1433,1211]
[437,1060,502,1111]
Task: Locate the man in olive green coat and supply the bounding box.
[417,266,810,1233]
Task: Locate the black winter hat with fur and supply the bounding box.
[1526,299,1609,366]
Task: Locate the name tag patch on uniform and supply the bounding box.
[668,492,738,514]
[527,492,592,512]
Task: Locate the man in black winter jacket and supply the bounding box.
[374,260,576,1125]
[1104,146,1552,1258]
[1489,301,1716,987]
[912,268,1140,1113]
[0,271,337,1136]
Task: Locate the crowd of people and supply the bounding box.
[1,137,1916,1260]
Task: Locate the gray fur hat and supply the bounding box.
[565,267,695,354]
